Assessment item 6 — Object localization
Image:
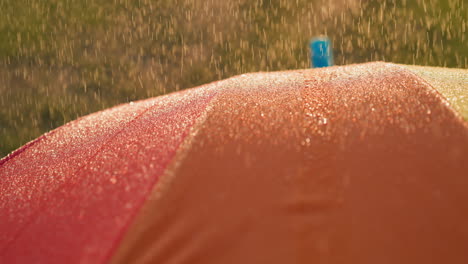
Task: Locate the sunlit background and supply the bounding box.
[0,0,466,156]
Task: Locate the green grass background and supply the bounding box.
[0,0,467,157]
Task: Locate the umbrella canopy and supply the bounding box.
[1,62,467,264]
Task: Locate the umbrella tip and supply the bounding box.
[310,36,334,68]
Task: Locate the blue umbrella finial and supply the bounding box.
[310,36,334,68]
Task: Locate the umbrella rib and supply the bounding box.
[105,87,226,264]
[0,134,48,167]
[396,64,468,127]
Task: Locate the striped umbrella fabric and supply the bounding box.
[1,62,467,264]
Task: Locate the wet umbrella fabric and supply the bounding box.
[1,62,467,264]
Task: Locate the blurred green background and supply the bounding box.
[0,0,467,157]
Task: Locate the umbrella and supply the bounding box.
[1,62,467,264]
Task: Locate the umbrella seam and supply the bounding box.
[104,87,225,263]
[396,63,468,127]
[105,88,222,264]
